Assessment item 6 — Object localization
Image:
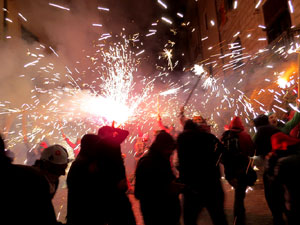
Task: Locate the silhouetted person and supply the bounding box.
[265,132,300,225]
[253,114,280,158]
[177,120,228,225]
[221,117,255,225]
[253,114,284,225]
[67,130,136,225]
[268,106,300,134]
[0,134,59,225]
[135,130,184,225]
[274,139,300,225]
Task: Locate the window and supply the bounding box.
[263,0,291,44]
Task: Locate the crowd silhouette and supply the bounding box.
[1,106,300,225]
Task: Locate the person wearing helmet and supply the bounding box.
[179,106,211,133]
[33,144,69,199]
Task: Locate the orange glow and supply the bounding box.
[277,63,297,88]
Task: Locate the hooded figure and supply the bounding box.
[264,132,300,225]
[221,116,255,225]
[272,133,300,225]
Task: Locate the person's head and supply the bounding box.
[79,134,101,158]
[150,130,176,158]
[39,144,69,177]
[98,126,114,139]
[184,119,198,131]
[253,114,269,128]
[97,126,128,145]
[268,112,278,127]
[192,112,205,126]
[228,116,244,131]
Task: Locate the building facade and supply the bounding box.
[184,0,300,77]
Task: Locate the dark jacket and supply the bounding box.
[67,134,135,225]
[134,131,180,225]
[177,123,223,189]
[0,162,58,225]
[274,147,300,221]
[135,151,178,200]
[253,114,280,157]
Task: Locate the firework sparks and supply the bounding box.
[48,3,70,11]
[97,6,110,11]
[18,12,27,22]
[159,87,180,96]
[163,48,174,70]
[157,0,168,9]
[161,17,172,25]
[192,64,205,75]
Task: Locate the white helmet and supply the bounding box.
[40,145,69,165]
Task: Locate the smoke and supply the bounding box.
[0,0,104,106]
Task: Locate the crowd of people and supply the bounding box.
[1,105,300,225]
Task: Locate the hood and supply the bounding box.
[271,132,300,151]
[228,116,244,131]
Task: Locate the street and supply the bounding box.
[53,170,273,225]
